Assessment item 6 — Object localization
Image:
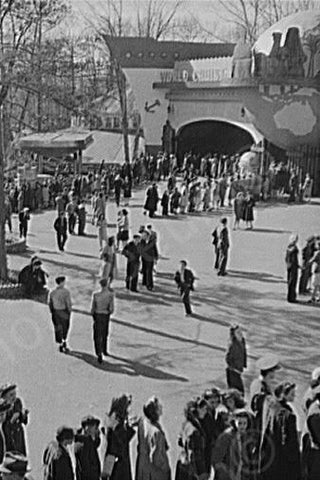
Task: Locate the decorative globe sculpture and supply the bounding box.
[244,10,320,149]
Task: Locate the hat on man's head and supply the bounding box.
[0,452,31,474]
[0,383,16,398]
[55,276,66,285]
[81,415,100,429]
[275,382,296,398]
[99,278,108,288]
[0,399,10,414]
[23,207,29,212]
[256,354,281,372]
[56,425,74,443]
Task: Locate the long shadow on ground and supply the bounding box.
[68,350,188,382]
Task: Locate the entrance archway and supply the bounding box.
[176,120,255,161]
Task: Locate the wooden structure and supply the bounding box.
[17,129,94,173]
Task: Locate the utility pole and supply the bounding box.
[37,1,43,132]
[0,104,8,282]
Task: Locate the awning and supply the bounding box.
[17,128,94,156]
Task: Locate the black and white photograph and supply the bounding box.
[0,0,320,478]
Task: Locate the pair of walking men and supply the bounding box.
[48,276,114,362]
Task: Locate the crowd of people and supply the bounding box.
[3,349,320,479]
[3,148,318,480]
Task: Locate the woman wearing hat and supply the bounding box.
[175,398,208,480]
[102,395,135,480]
[225,325,247,395]
[212,409,256,480]
[116,210,129,251]
[303,385,320,480]
[1,384,29,456]
[258,382,301,480]
[135,396,171,480]
[100,236,117,286]
[250,355,281,479]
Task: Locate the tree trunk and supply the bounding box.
[115,61,130,164]
[0,105,8,282]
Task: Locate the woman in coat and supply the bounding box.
[1,384,29,455]
[242,192,255,229]
[225,325,247,395]
[175,398,208,480]
[233,192,244,230]
[273,382,301,480]
[103,394,136,480]
[116,209,129,250]
[100,236,117,285]
[123,177,132,207]
[212,409,257,480]
[180,183,188,214]
[135,396,171,480]
[144,184,159,218]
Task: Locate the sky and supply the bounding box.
[69,0,231,40]
[68,0,320,42]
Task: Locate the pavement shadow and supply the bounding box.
[247,228,291,234]
[68,350,188,382]
[156,271,174,280]
[116,289,171,306]
[78,233,97,239]
[227,270,286,284]
[38,248,98,260]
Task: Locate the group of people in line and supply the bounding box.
[285,234,320,304]
[3,346,320,480]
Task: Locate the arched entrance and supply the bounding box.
[176,120,255,160]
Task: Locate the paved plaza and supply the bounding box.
[1,184,320,477]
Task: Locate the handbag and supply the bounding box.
[102,454,117,478]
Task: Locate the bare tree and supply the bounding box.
[216,0,316,44]
[135,0,183,39]
[0,0,69,282]
[84,0,183,164]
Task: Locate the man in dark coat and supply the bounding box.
[74,416,101,480]
[0,400,10,465]
[114,175,123,207]
[54,211,68,252]
[43,426,75,480]
[299,236,315,294]
[174,260,195,316]
[18,258,47,297]
[303,386,320,480]
[144,183,159,218]
[217,217,230,276]
[122,235,141,292]
[18,208,30,238]
[140,231,158,291]
[285,234,300,303]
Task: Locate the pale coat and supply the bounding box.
[180,186,188,209]
[135,417,171,480]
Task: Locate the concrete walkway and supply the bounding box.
[1,185,319,477]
